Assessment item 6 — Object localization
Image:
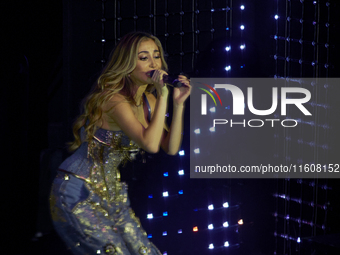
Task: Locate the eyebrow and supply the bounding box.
[138,50,160,54]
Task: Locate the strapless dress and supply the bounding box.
[50,128,161,255]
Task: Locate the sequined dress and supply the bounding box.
[50,128,162,255]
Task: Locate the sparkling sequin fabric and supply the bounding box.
[50,128,162,255]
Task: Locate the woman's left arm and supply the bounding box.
[161,75,191,155]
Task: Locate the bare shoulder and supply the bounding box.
[103,93,130,113]
[109,93,127,104]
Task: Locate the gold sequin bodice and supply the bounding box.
[88,129,139,204]
[59,128,140,205]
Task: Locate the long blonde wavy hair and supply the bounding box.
[68,31,168,151]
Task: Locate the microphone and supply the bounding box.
[148,70,189,88]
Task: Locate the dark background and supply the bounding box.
[2,0,340,254]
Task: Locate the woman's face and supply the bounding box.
[130,39,162,86]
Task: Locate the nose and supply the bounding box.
[149,58,158,68]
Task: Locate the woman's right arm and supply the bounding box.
[107,85,169,153]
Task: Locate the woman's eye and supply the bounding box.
[139,55,160,61]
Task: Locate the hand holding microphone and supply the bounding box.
[148,70,190,88]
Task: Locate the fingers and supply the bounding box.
[177,75,191,87]
[148,70,168,90]
[149,70,169,95]
[148,70,168,81]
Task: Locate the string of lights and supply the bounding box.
[274,193,329,210]
[272,1,336,254]
[93,0,251,77]
[273,0,333,78]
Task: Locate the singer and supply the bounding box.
[49,31,191,254]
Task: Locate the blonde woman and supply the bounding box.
[50,31,191,254]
